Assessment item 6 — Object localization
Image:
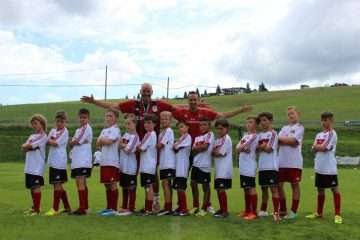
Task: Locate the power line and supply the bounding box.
[0,68,104,77]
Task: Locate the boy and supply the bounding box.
[257,112,280,221]
[137,114,158,216]
[306,112,342,224]
[69,108,93,215]
[278,106,304,219]
[172,121,192,216]
[157,111,176,216]
[45,111,71,216]
[118,114,140,216]
[22,114,48,216]
[237,116,258,220]
[96,110,121,216]
[212,119,233,218]
[190,118,215,216]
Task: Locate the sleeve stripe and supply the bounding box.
[268,131,276,147]
[31,133,46,144]
[140,132,150,146]
[244,134,257,148]
[129,135,138,152]
[325,131,333,147]
[76,125,87,142]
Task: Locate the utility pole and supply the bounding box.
[104,65,108,100]
[166,76,170,99]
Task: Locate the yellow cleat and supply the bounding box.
[44,208,60,216]
[195,209,207,217]
[189,208,199,215]
[306,213,322,219]
[334,215,343,224]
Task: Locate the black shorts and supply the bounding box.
[214,178,232,190]
[25,174,44,189]
[173,177,187,190]
[191,167,211,184]
[120,173,137,188]
[240,175,256,188]
[49,167,68,184]
[159,169,175,180]
[71,168,92,178]
[258,170,278,186]
[140,173,155,187]
[315,173,338,188]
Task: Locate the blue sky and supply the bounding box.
[0,0,359,105]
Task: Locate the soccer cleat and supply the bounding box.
[306,213,322,219]
[179,211,190,217]
[279,211,287,217]
[195,209,207,217]
[97,208,112,215]
[101,210,118,216]
[116,210,134,216]
[273,212,281,222]
[214,210,229,218]
[157,209,171,216]
[71,209,87,215]
[44,208,60,216]
[237,211,248,217]
[189,208,199,215]
[207,206,216,214]
[284,210,298,220]
[137,210,153,216]
[60,208,72,214]
[334,215,343,224]
[243,212,257,220]
[258,210,269,217]
[24,210,40,216]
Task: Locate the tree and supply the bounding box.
[137,93,141,99]
[258,82,268,92]
[196,88,200,96]
[183,91,188,99]
[203,89,208,96]
[245,82,252,93]
[125,95,129,99]
[216,84,222,95]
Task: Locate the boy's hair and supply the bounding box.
[257,112,273,123]
[176,121,189,127]
[246,116,258,123]
[124,114,137,124]
[55,111,67,120]
[78,108,90,116]
[30,114,48,131]
[106,109,119,118]
[287,106,299,112]
[214,118,230,129]
[160,111,172,119]
[188,91,199,97]
[144,113,157,123]
[321,111,334,120]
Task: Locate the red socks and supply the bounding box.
[53,190,62,211]
[333,192,341,215]
[291,199,299,213]
[317,194,325,215]
[32,191,41,213]
[245,193,251,213]
[145,199,153,212]
[111,189,118,211]
[178,191,188,212]
[61,190,71,210]
[201,201,210,210]
[250,194,258,214]
[164,202,172,211]
[122,189,129,209]
[128,189,136,212]
[218,191,228,214]
[106,189,111,209]
[84,187,89,210]
[272,197,280,214]
[78,190,87,211]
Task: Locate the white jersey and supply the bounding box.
[70,124,93,169]
[258,130,279,171]
[314,130,338,175]
[47,127,69,170]
[158,128,176,170]
[237,132,258,177]
[98,125,121,168]
[214,134,233,179]
[192,131,215,173]
[174,133,192,178]
[24,132,48,176]
[278,123,304,169]
[119,132,140,175]
[139,131,157,174]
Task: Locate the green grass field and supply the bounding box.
[0,86,359,239]
[0,163,359,240]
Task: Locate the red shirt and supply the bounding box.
[119,100,173,139]
[172,107,219,141]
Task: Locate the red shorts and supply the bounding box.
[278,168,302,183]
[100,166,120,183]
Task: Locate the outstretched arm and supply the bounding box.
[81,94,120,111]
[217,105,253,119]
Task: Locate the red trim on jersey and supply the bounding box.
[324,131,333,147]
[127,135,139,153]
[268,130,276,148]
[174,133,190,148]
[140,132,151,147]
[158,129,167,144]
[28,133,46,144]
[54,128,65,140]
[244,133,257,148]
[75,125,87,142]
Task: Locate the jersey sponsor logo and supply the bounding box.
[152,105,158,112]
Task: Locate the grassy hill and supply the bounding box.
[0,86,359,163]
